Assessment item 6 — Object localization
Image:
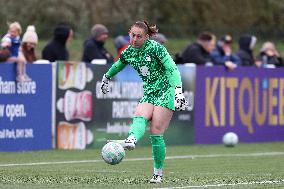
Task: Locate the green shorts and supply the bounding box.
[140,84,175,111]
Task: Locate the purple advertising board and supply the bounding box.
[195,66,284,144]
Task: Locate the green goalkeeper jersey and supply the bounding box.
[106,39,182,93]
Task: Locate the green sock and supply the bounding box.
[128,116,149,141]
[150,135,166,170]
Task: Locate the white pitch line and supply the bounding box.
[0,159,104,167]
[165,151,284,159]
[154,180,284,189]
[0,151,283,167]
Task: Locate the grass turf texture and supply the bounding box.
[0,142,283,189]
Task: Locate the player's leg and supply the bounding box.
[149,106,173,183]
[124,102,153,149]
[108,102,153,150]
[129,102,154,139]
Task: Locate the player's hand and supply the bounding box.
[174,86,188,111]
[101,74,110,94]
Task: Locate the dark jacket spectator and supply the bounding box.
[42,24,73,62]
[237,34,257,66]
[255,41,283,68]
[180,32,216,65]
[82,24,114,64]
[211,35,241,66]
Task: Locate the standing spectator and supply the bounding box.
[42,23,73,62]
[255,41,283,68]
[114,35,129,58]
[18,25,38,63]
[82,24,114,64]
[237,34,257,66]
[180,32,216,65]
[1,21,31,82]
[211,34,240,70]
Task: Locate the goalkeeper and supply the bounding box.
[101,20,188,183]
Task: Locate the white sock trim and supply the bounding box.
[126,135,137,143]
[154,168,163,176]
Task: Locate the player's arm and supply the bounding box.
[160,53,182,88]
[101,59,127,94]
[105,59,127,79]
[155,42,182,87]
[158,45,188,111]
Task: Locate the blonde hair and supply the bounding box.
[260,41,279,56]
[8,21,22,35]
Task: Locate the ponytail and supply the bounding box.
[132,20,158,37]
[143,21,158,37]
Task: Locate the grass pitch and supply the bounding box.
[0,142,283,189]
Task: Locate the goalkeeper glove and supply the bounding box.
[174,86,188,111]
[101,74,110,94]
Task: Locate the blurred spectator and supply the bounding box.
[1,22,21,57]
[114,35,129,58]
[255,41,283,68]
[1,21,31,82]
[151,33,167,45]
[18,25,38,63]
[180,32,216,65]
[82,24,114,64]
[211,34,240,70]
[236,34,257,66]
[0,47,11,62]
[42,23,73,62]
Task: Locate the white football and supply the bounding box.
[222,132,238,147]
[101,142,125,165]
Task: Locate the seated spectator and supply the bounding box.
[1,21,31,82]
[180,32,216,65]
[0,47,30,82]
[1,22,21,57]
[114,35,129,58]
[82,24,114,64]
[255,41,283,68]
[42,23,73,62]
[237,34,257,66]
[211,34,241,70]
[18,25,38,63]
[151,33,167,45]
